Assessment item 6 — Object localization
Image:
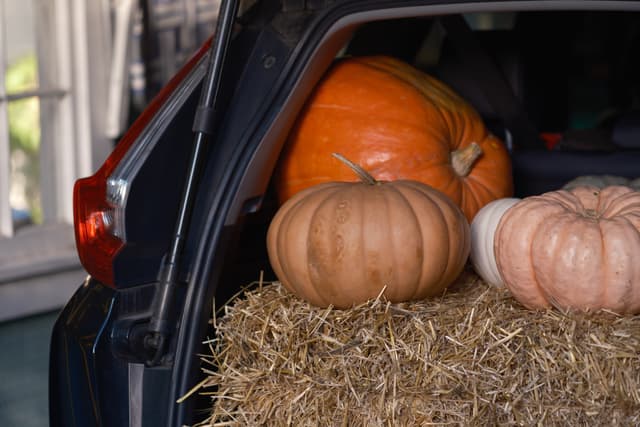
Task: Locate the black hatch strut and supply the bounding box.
[144,0,240,366]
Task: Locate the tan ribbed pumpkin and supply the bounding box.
[495,185,640,314]
[267,154,470,309]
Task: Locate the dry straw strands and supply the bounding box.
[196,269,640,426]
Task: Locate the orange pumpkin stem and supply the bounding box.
[451,142,483,177]
[332,153,378,185]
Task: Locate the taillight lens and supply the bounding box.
[74,173,124,285]
[73,38,212,287]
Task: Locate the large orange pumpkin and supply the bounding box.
[495,185,640,314]
[275,55,513,221]
[267,154,470,309]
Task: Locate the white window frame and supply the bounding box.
[0,0,113,321]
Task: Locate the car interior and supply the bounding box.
[213,9,640,307]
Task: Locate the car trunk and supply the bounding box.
[143,3,640,424]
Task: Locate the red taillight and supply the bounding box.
[73,38,212,287]
[74,174,123,285]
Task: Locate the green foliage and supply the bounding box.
[6,54,40,153]
[6,54,42,223]
[5,53,38,92]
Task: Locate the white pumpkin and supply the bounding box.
[563,175,632,190]
[470,198,520,288]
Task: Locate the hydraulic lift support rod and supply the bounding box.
[145,0,240,366]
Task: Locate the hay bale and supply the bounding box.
[196,269,640,426]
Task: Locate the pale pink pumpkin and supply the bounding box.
[495,185,640,314]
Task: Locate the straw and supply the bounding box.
[194,268,640,426]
